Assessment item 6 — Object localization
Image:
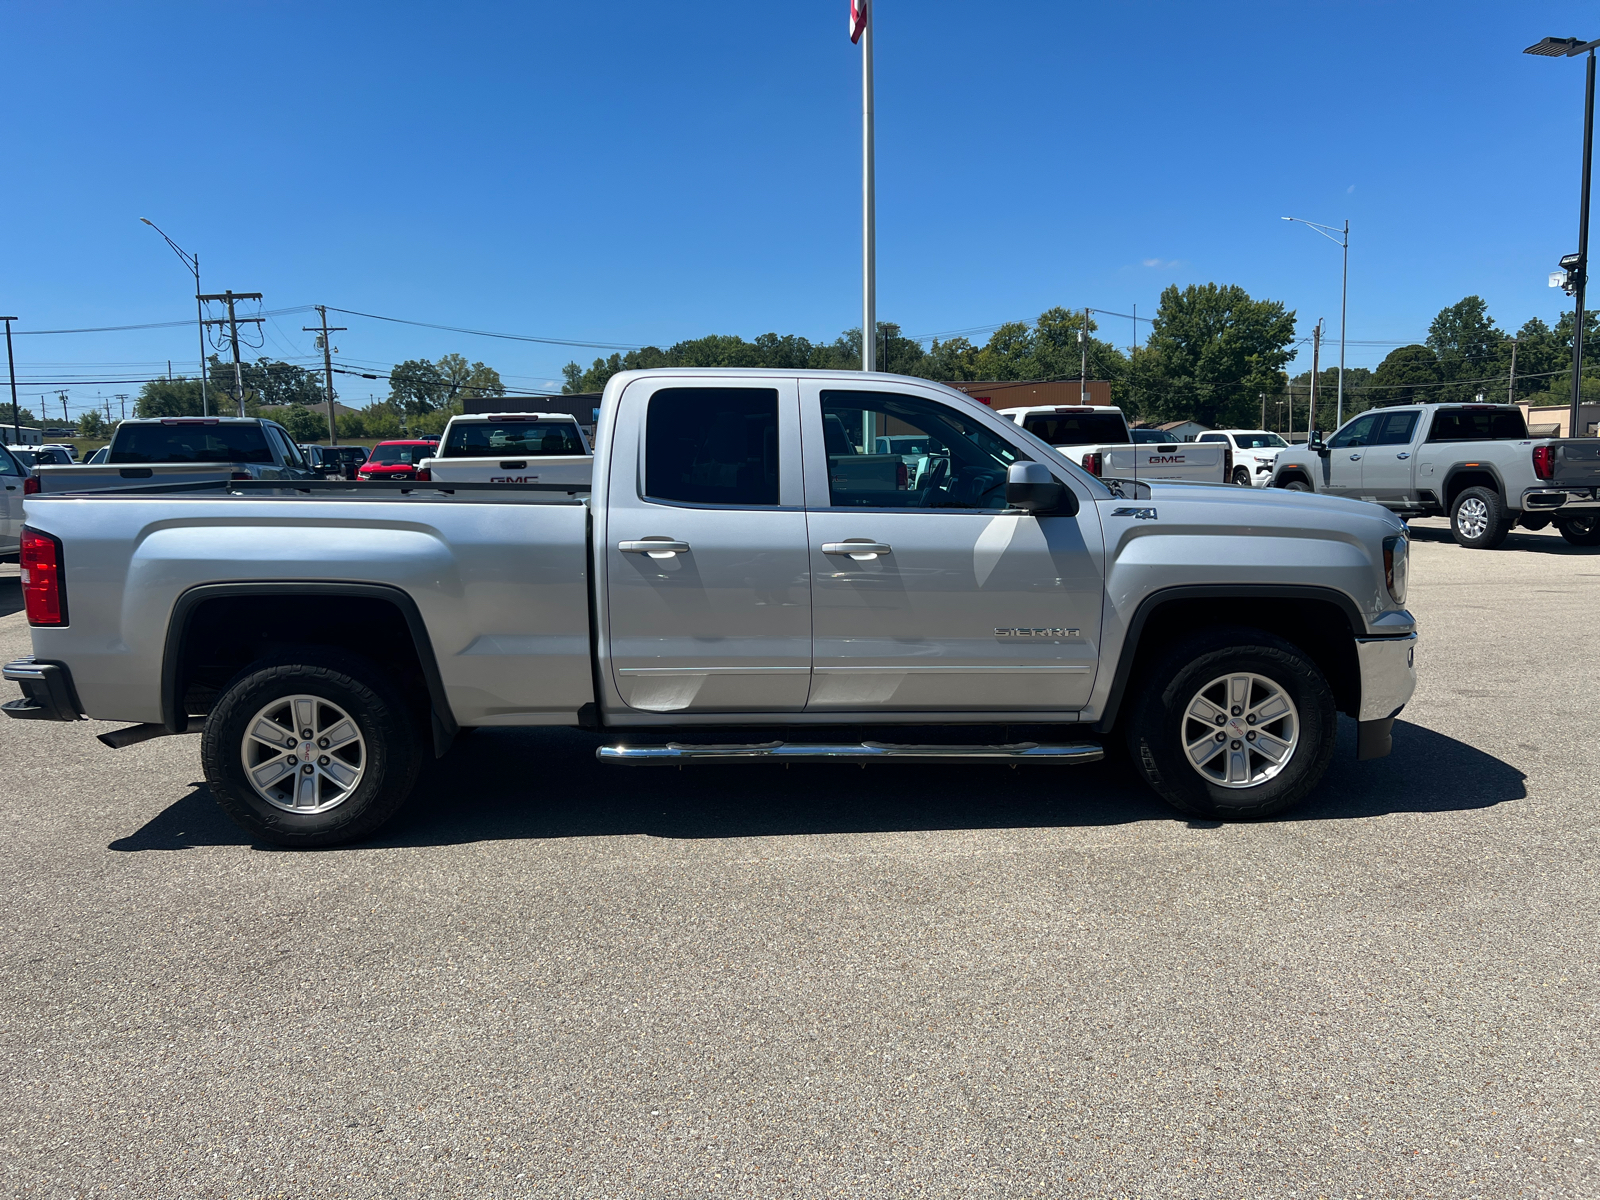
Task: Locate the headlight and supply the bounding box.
[1383,534,1408,605]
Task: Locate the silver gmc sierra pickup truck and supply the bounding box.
[4,369,1417,846]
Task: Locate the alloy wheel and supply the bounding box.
[1456,496,1489,540]
[239,694,367,814]
[1181,672,1299,789]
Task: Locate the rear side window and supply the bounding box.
[0,447,18,475]
[110,422,273,464]
[1020,412,1129,445]
[1370,411,1420,446]
[443,420,586,458]
[1427,408,1527,442]
[644,388,779,506]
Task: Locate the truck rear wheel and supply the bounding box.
[1232,467,1252,487]
[201,652,423,847]
[1125,628,1336,820]
[1283,479,1312,493]
[1450,486,1511,549]
[1556,514,1600,546]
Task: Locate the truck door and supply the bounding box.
[1322,412,1377,496]
[1358,409,1420,503]
[602,378,812,713]
[801,383,1104,713]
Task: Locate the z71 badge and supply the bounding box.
[1111,507,1158,520]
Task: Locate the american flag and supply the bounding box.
[850,0,867,44]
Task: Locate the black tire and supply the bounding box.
[1556,514,1600,546]
[1283,479,1312,493]
[1232,467,1252,487]
[1450,485,1511,549]
[1124,627,1337,821]
[201,651,424,847]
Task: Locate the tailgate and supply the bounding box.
[1103,443,1226,481]
[422,455,593,485]
[1552,439,1600,487]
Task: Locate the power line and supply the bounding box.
[325,307,638,350]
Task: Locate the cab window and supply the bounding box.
[1369,411,1420,446]
[644,388,780,507]
[1328,413,1378,449]
[818,390,1021,510]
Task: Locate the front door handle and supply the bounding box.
[1396,452,1411,459]
[1349,454,1362,461]
[822,541,891,560]
[618,539,689,558]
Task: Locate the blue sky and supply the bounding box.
[2,0,1597,419]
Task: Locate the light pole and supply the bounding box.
[851,0,875,373]
[139,218,208,416]
[1526,35,1600,437]
[2,317,18,443]
[1282,216,1349,428]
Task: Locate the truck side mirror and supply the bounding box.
[1308,431,1329,457]
[1006,461,1078,516]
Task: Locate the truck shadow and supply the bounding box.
[0,575,21,619]
[1407,525,1595,555]
[109,717,1526,852]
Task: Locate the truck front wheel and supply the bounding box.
[1125,628,1336,820]
[1450,486,1511,549]
[1556,514,1600,546]
[201,652,423,847]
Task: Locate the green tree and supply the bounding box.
[1134,283,1296,428]
[1426,296,1505,402]
[335,411,368,439]
[279,405,330,443]
[135,377,207,418]
[76,410,108,439]
[389,354,504,419]
[1509,317,1568,402]
[1365,345,1440,407]
[357,402,403,439]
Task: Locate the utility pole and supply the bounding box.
[1507,337,1519,407]
[1080,308,1090,402]
[114,393,128,422]
[1260,392,1267,429]
[199,291,264,416]
[854,0,875,373]
[2,317,18,443]
[304,306,347,445]
[60,392,69,428]
[1309,322,1323,434]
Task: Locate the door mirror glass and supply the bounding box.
[1308,431,1329,455]
[1005,461,1076,515]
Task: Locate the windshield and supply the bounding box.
[442,420,585,458]
[368,444,429,465]
[1021,412,1129,445]
[1234,432,1286,449]
[110,422,273,464]
[10,449,38,466]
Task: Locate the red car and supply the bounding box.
[357,440,437,481]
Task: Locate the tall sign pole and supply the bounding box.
[853,0,875,373]
[2,318,19,443]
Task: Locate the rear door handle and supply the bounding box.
[823,541,892,559]
[1396,452,1411,459]
[618,539,689,557]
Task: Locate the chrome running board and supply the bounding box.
[596,740,1103,765]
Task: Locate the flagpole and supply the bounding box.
[861,2,876,373]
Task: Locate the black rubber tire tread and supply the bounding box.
[1450,485,1512,550]
[1124,626,1337,821]
[201,650,424,848]
[1232,468,1252,487]
[1555,514,1600,546]
[1283,480,1312,493]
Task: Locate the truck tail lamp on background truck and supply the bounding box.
[20,526,67,626]
[1081,452,1103,477]
[1533,443,1557,480]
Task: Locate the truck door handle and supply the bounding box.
[1349,454,1361,461]
[823,541,892,559]
[618,539,689,557]
[1396,452,1411,459]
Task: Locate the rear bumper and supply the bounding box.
[2,656,83,722]
[1522,486,1600,512]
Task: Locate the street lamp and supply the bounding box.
[1525,35,1600,438]
[1282,216,1349,428]
[139,218,208,416]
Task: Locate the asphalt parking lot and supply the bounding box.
[0,520,1595,1199]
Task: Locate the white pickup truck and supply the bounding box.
[999,404,1230,484]
[420,412,592,489]
[5,368,1417,847]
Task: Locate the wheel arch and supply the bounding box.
[1272,467,1314,489]
[161,582,458,755]
[1442,464,1506,511]
[1094,585,1363,734]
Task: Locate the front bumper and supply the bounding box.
[1353,632,1417,761]
[2,656,83,722]
[1522,486,1600,512]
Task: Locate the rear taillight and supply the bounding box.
[1533,444,1556,480]
[1081,452,1102,477]
[1224,445,1234,476]
[230,472,251,481]
[23,475,40,495]
[414,468,431,482]
[895,461,908,489]
[20,526,66,625]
